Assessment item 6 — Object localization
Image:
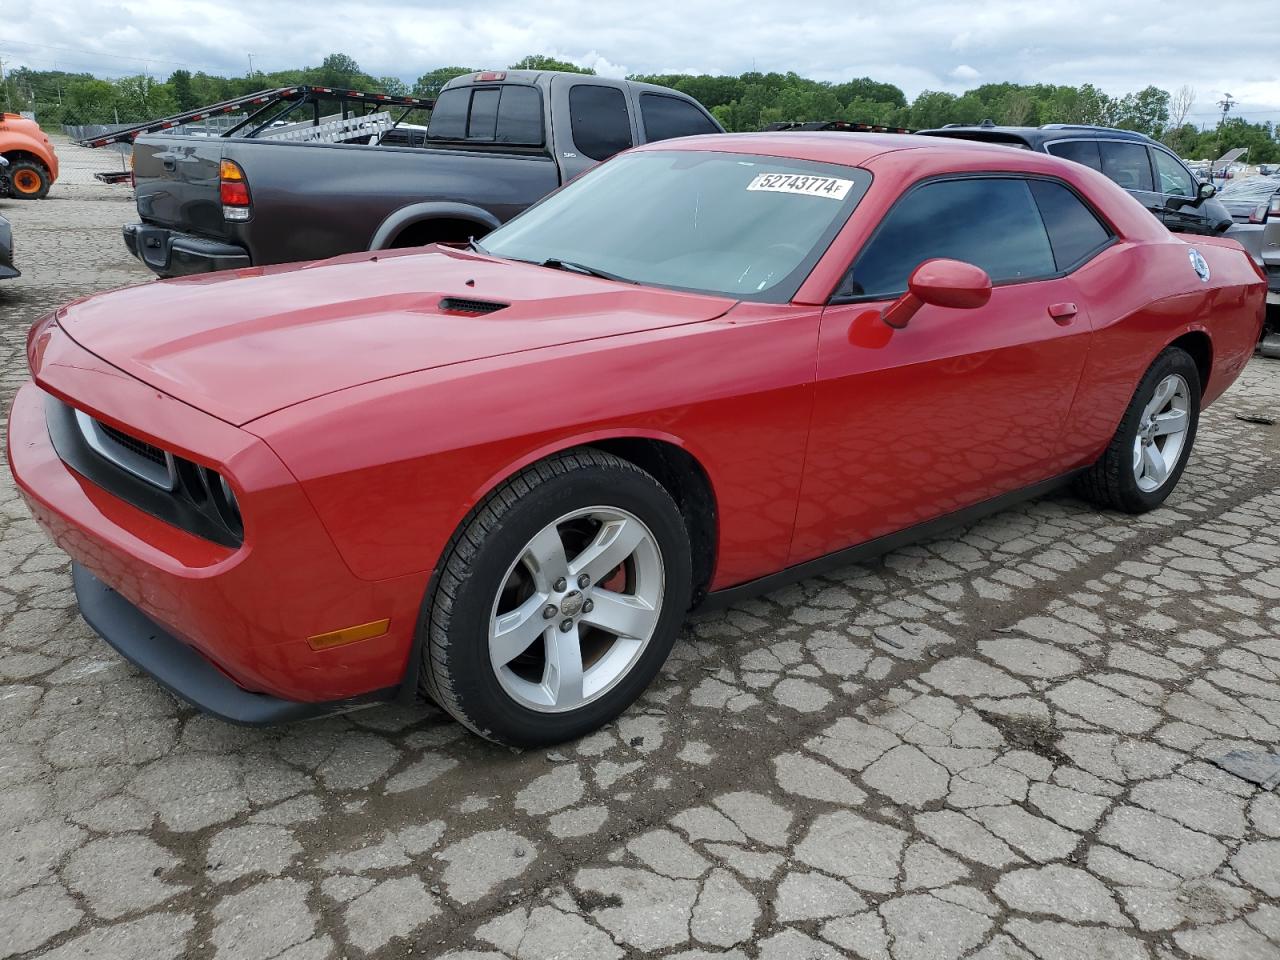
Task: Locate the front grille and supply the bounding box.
[99,423,168,468]
[74,409,176,491]
[47,396,243,547]
[439,296,507,316]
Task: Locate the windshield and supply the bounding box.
[1217,175,1280,201]
[479,150,872,302]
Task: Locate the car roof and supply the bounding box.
[917,123,1155,149]
[632,131,1044,166]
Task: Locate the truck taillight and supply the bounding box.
[129,150,136,189]
[219,159,251,221]
[1271,195,1280,220]
[1250,203,1268,224]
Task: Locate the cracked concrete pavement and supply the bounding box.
[2,185,1280,960]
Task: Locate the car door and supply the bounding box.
[549,78,638,181]
[790,175,1100,564]
[1150,146,1212,235]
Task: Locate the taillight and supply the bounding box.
[1250,203,1268,225]
[1270,195,1280,220]
[129,150,136,189]
[220,159,251,221]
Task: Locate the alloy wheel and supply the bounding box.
[1132,373,1190,493]
[488,506,664,712]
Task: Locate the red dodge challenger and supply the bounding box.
[8,134,1266,745]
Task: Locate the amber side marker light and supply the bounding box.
[307,618,390,651]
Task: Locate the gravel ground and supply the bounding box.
[2,186,1280,960]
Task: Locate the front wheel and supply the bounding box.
[1077,347,1200,513]
[420,449,692,746]
[6,160,51,199]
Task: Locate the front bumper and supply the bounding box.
[73,563,389,724]
[123,222,250,277]
[7,329,429,715]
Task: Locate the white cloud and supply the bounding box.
[3,0,1279,119]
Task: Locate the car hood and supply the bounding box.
[56,247,736,425]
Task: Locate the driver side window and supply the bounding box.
[839,177,1056,300]
[1151,149,1196,198]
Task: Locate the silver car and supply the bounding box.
[1218,177,1280,321]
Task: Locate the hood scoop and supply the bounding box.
[439,296,508,316]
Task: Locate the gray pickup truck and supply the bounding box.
[124,71,722,277]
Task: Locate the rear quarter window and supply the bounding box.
[1028,179,1114,271]
[1046,139,1103,171]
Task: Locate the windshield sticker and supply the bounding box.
[747,173,853,200]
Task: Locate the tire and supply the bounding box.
[6,160,50,200]
[1076,347,1201,513]
[420,448,693,747]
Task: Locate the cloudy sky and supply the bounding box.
[8,0,1280,121]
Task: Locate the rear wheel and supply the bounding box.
[421,449,692,746]
[1077,347,1200,513]
[6,160,50,199]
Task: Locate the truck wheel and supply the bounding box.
[1076,347,1200,513]
[420,448,692,747]
[6,161,51,199]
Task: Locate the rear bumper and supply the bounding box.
[73,563,393,724]
[123,222,250,277]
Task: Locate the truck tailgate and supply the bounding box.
[133,136,228,237]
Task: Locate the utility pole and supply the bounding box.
[1216,93,1237,174]
[247,53,256,77]
[1217,92,1236,126]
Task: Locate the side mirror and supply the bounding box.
[882,259,992,329]
[1199,181,1216,200]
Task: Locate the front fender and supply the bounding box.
[369,202,502,250]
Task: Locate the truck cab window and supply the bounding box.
[640,94,719,142]
[467,89,500,140]
[427,89,468,140]
[569,85,633,162]
[495,86,544,145]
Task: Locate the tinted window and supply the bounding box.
[844,178,1056,299]
[640,94,719,142]
[569,85,633,162]
[495,86,544,144]
[427,88,467,139]
[1151,149,1196,198]
[1029,180,1113,271]
[467,88,500,140]
[1098,141,1154,192]
[1046,139,1102,171]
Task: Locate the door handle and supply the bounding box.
[1048,302,1078,324]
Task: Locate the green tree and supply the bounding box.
[1113,85,1170,138]
[115,75,177,122]
[167,69,198,111]
[413,67,475,98]
[509,54,594,75]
